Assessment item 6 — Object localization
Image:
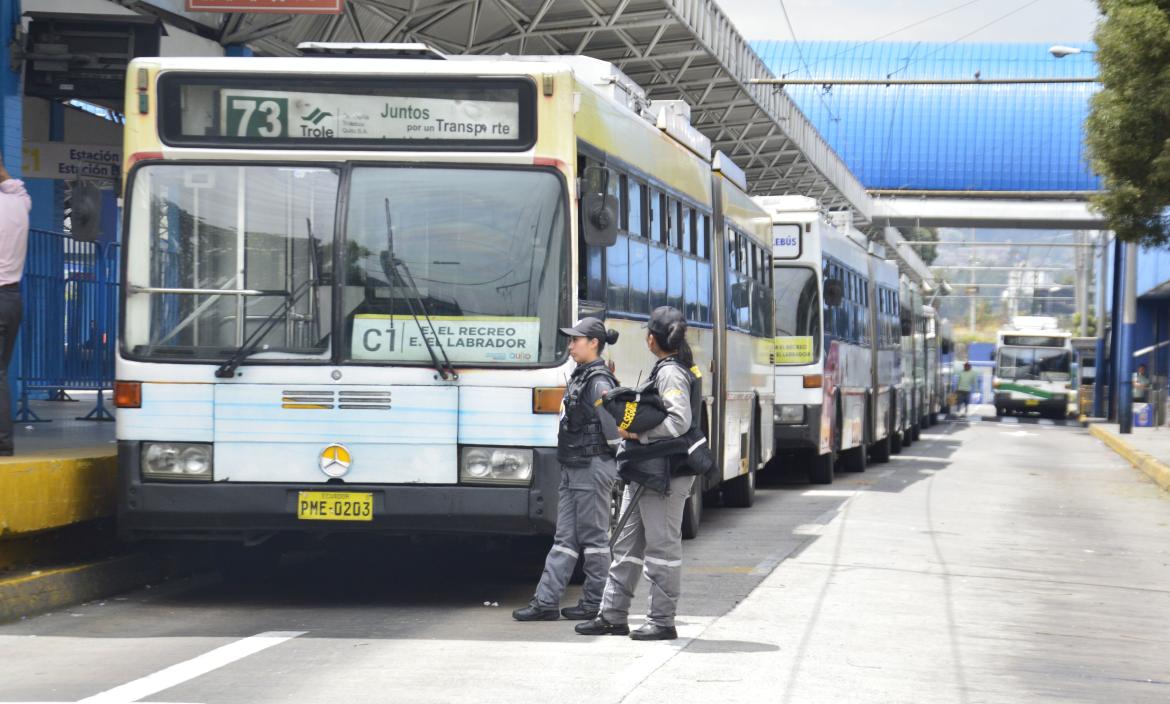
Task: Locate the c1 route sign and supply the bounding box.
[186,0,343,13]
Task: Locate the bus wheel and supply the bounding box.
[995,405,1005,417]
[842,443,867,472]
[910,423,921,442]
[871,433,892,463]
[891,429,904,454]
[808,450,834,484]
[724,414,759,508]
[681,481,702,540]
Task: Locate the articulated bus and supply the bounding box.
[755,196,897,484]
[114,47,772,551]
[897,276,925,446]
[993,317,1075,418]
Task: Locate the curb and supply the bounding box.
[0,553,166,624]
[0,447,118,537]
[1088,424,1170,494]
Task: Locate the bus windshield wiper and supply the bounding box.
[215,219,323,379]
[380,198,458,381]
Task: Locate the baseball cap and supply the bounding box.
[558,317,607,340]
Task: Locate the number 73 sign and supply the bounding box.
[225,96,288,138]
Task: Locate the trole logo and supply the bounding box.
[319,444,352,478]
[302,107,333,125]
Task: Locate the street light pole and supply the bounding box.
[1118,242,1137,434]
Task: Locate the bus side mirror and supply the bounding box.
[732,281,751,309]
[578,299,607,320]
[580,166,618,247]
[824,279,844,307]
[71,180,103,242]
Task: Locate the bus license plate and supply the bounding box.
[297,492,373,521]
[1025,399,1040,407]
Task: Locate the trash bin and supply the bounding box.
[1133,403,1153,428]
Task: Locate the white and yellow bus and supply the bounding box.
[114,46,772,549]
[755,196,899,484]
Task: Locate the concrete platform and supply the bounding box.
[1088,421,1170,493]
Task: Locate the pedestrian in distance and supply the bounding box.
[1134,363,1150,403]
[576,306,701,642]
[513,317,621,622]
[956,361,979,416]
[0,155,30,456]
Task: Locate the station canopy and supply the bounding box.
[138,0,873,223]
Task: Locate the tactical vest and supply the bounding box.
[557,361,618,467]
[647,356,703,438]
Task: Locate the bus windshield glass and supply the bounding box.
[343,166,568,366]
[773,266,820,364]
[997,347,1072,381]
[123,164,338,361]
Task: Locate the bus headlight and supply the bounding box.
[142,442,213,481]
[774,405,805,424]
[460,446,534,485]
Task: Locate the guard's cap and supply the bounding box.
[559,317,606,340]
[644,306,686,335]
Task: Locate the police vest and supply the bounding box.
[557,362,618,467]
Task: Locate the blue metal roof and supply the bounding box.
[749,41,1101,192]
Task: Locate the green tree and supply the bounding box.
[1086,0,1170,246]
[902,226,939,265]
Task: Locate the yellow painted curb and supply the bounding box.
[0,553,165,623]
[1088,424,1170,494]
[0,447,118,537]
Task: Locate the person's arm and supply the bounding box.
[637,365,692,443]
[585,375,621,451]
[0,163,31,212]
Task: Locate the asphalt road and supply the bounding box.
[2,418,1168,704]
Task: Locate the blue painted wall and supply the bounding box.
[751,41,1101,192]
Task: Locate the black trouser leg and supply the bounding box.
[0,291,22,454]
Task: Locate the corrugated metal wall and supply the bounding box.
[750,41,1101,192]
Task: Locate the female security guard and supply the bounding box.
[576,306,698,641]
[513,317,620,622]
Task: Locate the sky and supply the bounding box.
[720,0,1101,44]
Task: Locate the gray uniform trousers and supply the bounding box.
[533,455,618,609]
[600,471,694,628]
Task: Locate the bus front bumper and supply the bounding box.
[773,404,822,452]
[994,393,1069,414]
[116,442,560,541]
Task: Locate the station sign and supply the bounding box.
[21,142,121,181]
[186,0,343,12]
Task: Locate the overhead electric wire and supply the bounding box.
[776,0,841,124]
[888,0,1046,77]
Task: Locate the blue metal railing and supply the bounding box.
[17,228,119,422]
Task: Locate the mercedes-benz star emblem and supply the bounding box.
[319,444,352,478]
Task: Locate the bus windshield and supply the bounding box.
[123,164,569,367]
[773,266,820,364]
[343,166,567,365]
[997,347,1072,381]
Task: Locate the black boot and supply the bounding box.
[560,603,599,621]
[629,623,678,641]
[574,615,630,636]
[512,603,559,622]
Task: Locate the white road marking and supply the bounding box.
[76,631,305,704]
[1005,430,1038,437]
[801,490,859,497]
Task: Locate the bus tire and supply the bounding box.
[724,417,758,508]
[809,450,834,484]
[842,443,867,472]
[910,423,921,441]
[681,481,702,540]
[995,405,1005,417]
[871,433,892,463]
[891,429,904,454]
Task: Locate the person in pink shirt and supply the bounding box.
[0,156,30,455]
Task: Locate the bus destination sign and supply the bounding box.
[772,224,802,259]
[220,89,520,143]
[352,315,540,364]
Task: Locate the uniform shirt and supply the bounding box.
[638,359,692,444]
[0,179,31,287]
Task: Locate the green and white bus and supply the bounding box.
[993,317,1076,419]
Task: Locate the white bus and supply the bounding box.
[114,48,772,551]
[993,317,1076,418]
[756,196,898,484]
